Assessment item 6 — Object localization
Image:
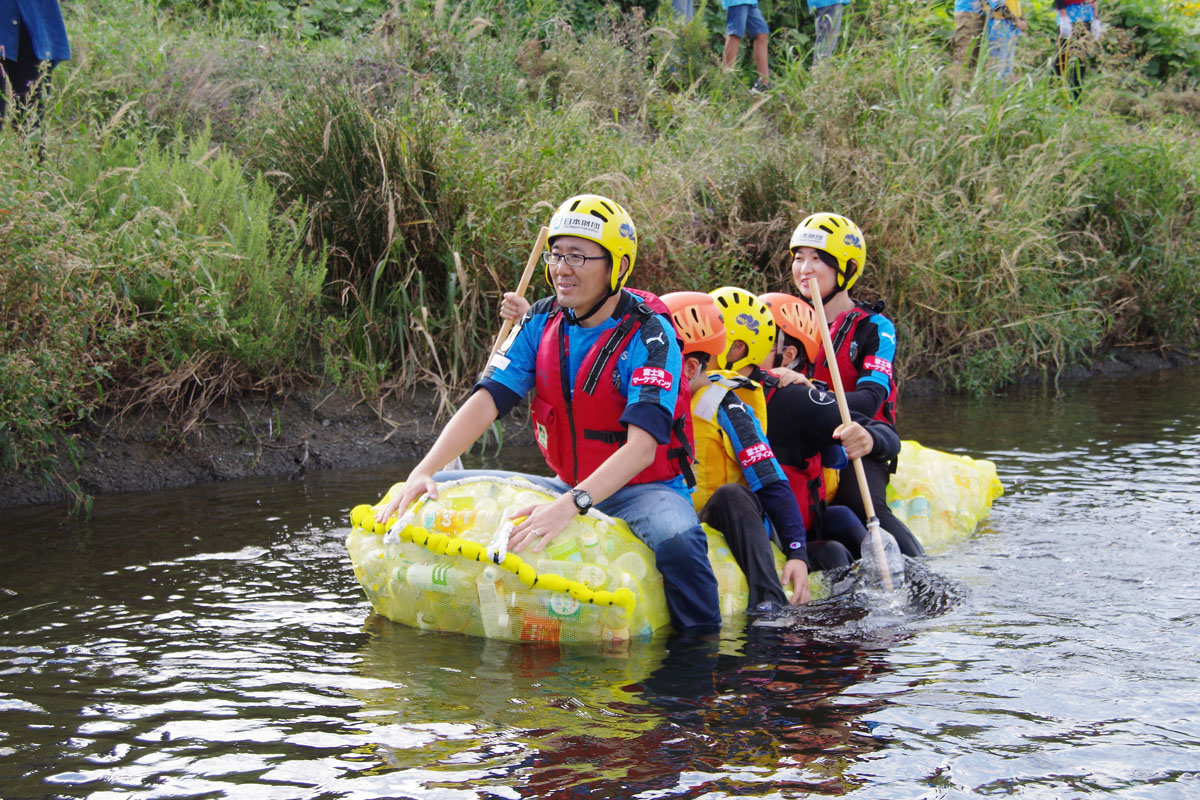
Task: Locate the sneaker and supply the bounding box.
[752,600,785,615]
[751,79,771,94]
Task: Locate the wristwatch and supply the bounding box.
[570,488,593,515]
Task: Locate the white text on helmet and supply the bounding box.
[551,213,604,236]
[791,230,829,249]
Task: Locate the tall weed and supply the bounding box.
[8,0,1200,504]
[0,116,325,491]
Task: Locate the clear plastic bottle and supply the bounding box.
[614,551,648,581]
[423,508,476,534]
[469,509,502,535]
[578,564,607,589]
[534,558,582,582]
[546,592,582,621]
[476,566,512,639]
[406,562,467,594]
[543,536,582,562]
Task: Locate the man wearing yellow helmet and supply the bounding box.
[378,194,721,632]
[781,212,923,558]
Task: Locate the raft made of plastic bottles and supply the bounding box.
[345,442,1002,644]
[887,440,1004,554]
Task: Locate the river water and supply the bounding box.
[2,368,1198,799]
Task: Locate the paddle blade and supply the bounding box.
[858,524,905,595]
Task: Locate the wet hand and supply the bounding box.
[374,474,437,525]
[782,559,811,605]
[507,496,576,553]
[834,421,874,460]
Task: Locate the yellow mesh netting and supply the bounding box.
[346,444,1002,643]
[887,441,1004,554]
[346,476,763,645]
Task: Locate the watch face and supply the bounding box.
[573,489,592,511]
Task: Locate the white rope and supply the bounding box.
[486,521,513,565]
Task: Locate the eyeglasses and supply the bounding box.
[541,252,608,269]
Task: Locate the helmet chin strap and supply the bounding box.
[800,284,843,309]
[771,345,803,372]
[565,283,619,326]
[564,291,614,326]
[800,256,854,308]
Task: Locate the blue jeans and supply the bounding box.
[435,469,722,631]
[812,4,845,62]
[986,18,1020,79]
[725,3,769,39]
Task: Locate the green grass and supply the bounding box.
[2,0,1199,496]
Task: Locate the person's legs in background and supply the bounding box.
[1,22,53,125]
[813,4,846,63]
[723,4,749,69]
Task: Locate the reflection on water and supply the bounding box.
[2,367,1200,798]
[349,618,898,798]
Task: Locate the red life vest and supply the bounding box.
[761,376,826,532]
[531,289,695,487]
[780,460,826,533]
[810,302,898,425]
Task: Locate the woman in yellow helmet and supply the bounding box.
[780,212,924,558]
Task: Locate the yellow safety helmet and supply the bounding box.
[760,292,820,364]
[788,212,866,294]
[709,286,777,372]
[546,194,638,293]
[661,292,727,359]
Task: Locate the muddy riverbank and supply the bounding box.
[1,347,1194,510]
[0,387,535,510]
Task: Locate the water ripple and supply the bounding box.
[3,368,1200,797]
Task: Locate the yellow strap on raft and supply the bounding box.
[350,503,638,616]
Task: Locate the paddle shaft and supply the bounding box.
[807,277,894,592]
[486,226,550,368]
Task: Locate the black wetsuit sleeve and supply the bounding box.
[756,480,809,564]
[843,382,888,420]
[862,417,901,461]
[763,382,845,463]
[474,380,523,418]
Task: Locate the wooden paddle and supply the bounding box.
[485,226,549,370]
[806,276,896,592]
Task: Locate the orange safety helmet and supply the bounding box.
[760,292,820,363]
[661,291,727,359]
